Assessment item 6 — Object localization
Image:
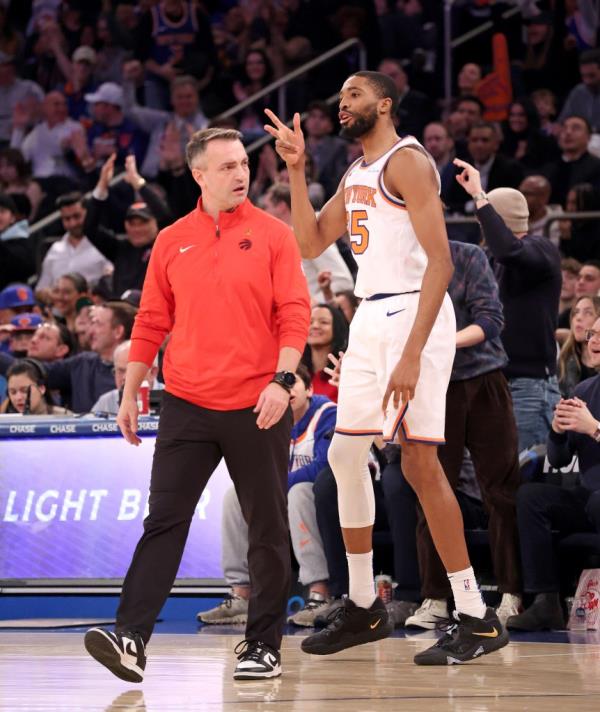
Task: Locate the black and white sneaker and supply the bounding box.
[301,597,393,655]
[233,640,282,680]
[84,627,146,682]
[414,607,509,665]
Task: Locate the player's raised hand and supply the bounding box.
[264,109,305,167]
[324,351,344,387]
[383,353,421,412]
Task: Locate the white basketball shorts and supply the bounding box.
[335,291,456,444]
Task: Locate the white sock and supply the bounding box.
[347,552,376,609]
[448,566,486,619]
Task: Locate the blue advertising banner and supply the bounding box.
[0,422,230,581]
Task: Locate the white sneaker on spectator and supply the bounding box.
[404,598,448,629]
[313,597,344,628]
[288,592,331,627]
[197,594,248,624]
[495,593,523,626]
[386,600,419,628]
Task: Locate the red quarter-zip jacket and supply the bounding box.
[129,198,310,410]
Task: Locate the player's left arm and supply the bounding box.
[382,148,454,410]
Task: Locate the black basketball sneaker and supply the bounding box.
[233,640,282,680]
[301,597,393,655]
[414,607,509,665]
[84,627,146,682]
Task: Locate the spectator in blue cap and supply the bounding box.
[0,284,38,355]
[7,313,43,356]
[0,283,36,320]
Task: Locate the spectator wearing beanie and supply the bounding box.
[453,158,561,453]
[0,193,34,289]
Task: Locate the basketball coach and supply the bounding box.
[84,128,311,682]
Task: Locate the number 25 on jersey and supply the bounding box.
[347,209,370,255]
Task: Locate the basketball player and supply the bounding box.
[264,72,509,664]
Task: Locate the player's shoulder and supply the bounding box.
[387,141,431,169]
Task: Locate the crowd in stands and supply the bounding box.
[1,0,600,635]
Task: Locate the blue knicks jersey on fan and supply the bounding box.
[150,2,198,64]
[343,136,441,298]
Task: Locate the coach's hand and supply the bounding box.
[383,352,420,412]
[254,382,290,430]
[264,110,305,168]
[117,395,142,446]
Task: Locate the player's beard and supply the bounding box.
[340,104,379,139]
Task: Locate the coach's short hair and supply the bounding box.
[350,71,399,114]
[186,127,243,168]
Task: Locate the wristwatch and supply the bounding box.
[473,191,488,202]
[591,422,600,443]
[271,371,296,393]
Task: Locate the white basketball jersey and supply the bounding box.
[343,136,440,298]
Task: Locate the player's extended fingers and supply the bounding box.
[327,352,339,367]
[264,108,287,129]
[292,112,302,134]
[264,124,281,139]
[382,384,393,412]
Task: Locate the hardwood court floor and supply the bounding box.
[1,631,600,711]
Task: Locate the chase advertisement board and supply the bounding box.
[0,419,229,581]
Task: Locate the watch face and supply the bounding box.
[282,371,296,387]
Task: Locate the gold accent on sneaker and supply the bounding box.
[473,627,499,638]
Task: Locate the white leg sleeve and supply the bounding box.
[327,433,375,528]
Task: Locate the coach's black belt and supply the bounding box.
[365,290,420,301]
